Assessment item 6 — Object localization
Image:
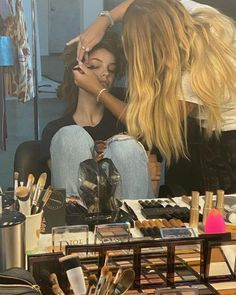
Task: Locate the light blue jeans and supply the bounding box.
[50,125,161,199]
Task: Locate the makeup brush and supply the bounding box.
[31,173,47,215]
[107,268,123,295]
[94,266,109,295]
[26,174,35,192]
[13,171,20,210]
[110,268,135,295]
[16,186,30,216]
[98,271,113,295]
[123,202,138,221]
[36,185,53,213]
[86,274,97,295]
[41,270,65,295]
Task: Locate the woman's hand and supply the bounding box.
[67,17,110,61]
[94,140,107,161]
[73,63,104,97]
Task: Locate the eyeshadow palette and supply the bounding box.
[160,227,196,239]
[136,219,187,238]
[139,199,178,209]
[95,222,131,243]
[141,207,190,222]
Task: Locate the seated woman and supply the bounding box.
[40,32,159,200]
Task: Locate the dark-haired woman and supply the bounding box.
[41,33,160,199]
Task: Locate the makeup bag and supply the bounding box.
[0,267,42,295]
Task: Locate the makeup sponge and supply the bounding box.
[204,208,225,234]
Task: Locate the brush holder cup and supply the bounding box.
[25,211,43,252]
[0,210,26,271]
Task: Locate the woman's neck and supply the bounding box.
[73,90,105,127]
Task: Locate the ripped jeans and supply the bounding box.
[50,125,160,199]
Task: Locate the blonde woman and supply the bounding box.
[70,0,236,194]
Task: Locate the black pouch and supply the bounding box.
[0,267,42,295]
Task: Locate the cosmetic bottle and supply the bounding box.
[203,191,213,225]
[59,254,86,295]
[216,189,225,215]
[189,191,199,228]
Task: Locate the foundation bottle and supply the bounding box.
[216,189,225,216]
[203,191,213,225]
[189,191,200,228]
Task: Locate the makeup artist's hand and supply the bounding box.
[73,63,104,97]
[95,140,106,161]
[67,16,109,61]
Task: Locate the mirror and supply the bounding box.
[0,0,235,193]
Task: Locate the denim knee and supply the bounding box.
[51,125,94,153]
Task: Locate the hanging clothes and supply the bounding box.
[7,0,34,102]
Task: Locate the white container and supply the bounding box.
[25,211,43,252]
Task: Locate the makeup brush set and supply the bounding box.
[56,253,135,295]
[5,171,53,216]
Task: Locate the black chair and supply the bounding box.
[13,140,51,187]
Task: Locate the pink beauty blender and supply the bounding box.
[204,208,225,234]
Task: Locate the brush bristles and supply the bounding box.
[37,173,47,189]
[14,171,19,180]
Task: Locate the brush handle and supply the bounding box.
[123,202,138,221]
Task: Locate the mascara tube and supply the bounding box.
[59,254,86,295]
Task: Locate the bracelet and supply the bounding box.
[96,88,107,102]
[99,11,114,27]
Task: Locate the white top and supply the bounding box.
[182,72,236,131]
[179,1,236,131]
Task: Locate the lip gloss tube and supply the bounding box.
[59,254,86,295]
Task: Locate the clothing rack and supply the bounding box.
[31,0,39,140]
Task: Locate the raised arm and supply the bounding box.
[67,0,134,61]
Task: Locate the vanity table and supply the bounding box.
[26,196,236,295]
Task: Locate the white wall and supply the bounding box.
[37,0,103,55]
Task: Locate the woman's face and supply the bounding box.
[86,48,117,90]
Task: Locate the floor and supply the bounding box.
[0,78,66,191]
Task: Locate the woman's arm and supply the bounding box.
[67,0,134,61]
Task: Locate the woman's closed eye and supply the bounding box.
[86,63,116,74]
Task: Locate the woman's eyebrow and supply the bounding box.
[88,57,116,65]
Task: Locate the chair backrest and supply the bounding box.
[14,140,51,187]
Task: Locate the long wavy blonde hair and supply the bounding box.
[122,0,236,165]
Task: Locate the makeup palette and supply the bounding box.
[95,223,131,243]
[135,219,189,238]
[140,201,190,222]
